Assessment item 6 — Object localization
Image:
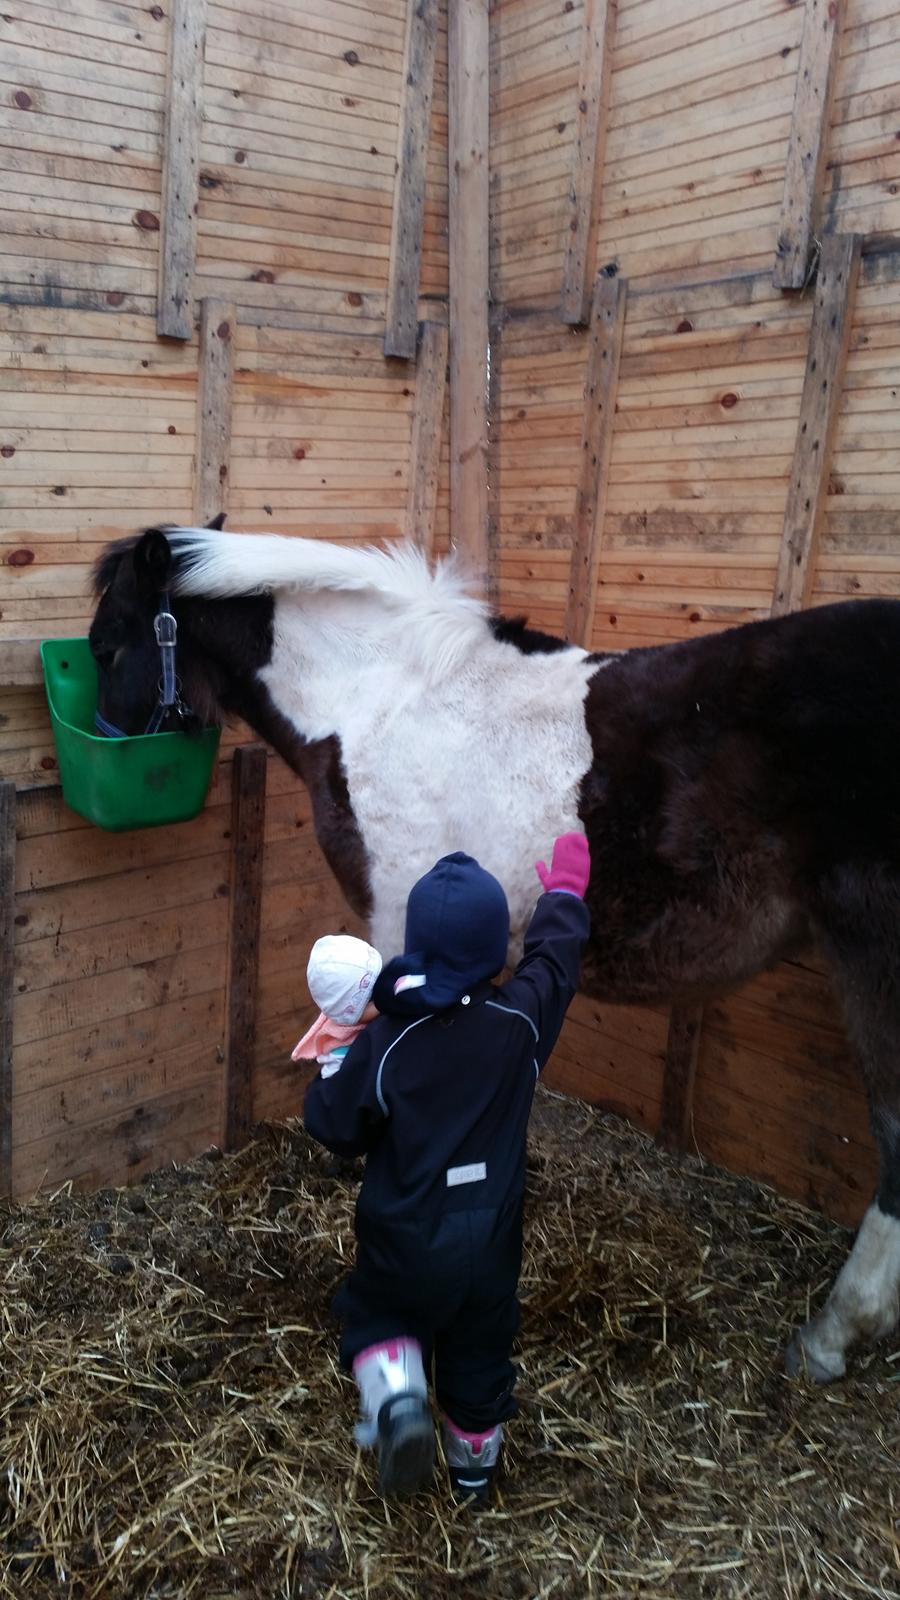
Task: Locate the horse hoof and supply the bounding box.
[785,1331,845,1384]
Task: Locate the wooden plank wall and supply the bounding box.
[0,0,451,1197]
[2,0,900,1224]
[491,0,900,1225]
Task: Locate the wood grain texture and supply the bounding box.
[0,781,13,1197]
[194,297,235,525]
[0,640,43,688]
[224,744,267,1150]
[406,320,448,553]
[773,0,844,291]
[158,0,207,339]
[449,0,490,584]
[561,0,617,325]
[657,1003,703,1156]
[566,269,627,644]
[772,233,861,615]
[384,0,440,359]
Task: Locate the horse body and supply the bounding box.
[89,526,900,1384]
[261,586,597,960]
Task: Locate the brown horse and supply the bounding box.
[89,524,900,1384]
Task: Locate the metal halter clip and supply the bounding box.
[95,592,196,739]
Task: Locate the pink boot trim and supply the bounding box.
[442,1415,499,1448]
[352,1337,420,1374]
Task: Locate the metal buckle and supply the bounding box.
[154,611,177,648]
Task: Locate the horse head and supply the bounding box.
[90,515,229,738]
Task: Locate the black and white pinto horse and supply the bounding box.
[90,523,900,1385]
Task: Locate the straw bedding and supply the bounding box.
[2,1089,899,1600]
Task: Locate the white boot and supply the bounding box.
[442,1417,503,1507]
[352,1339,434,1498]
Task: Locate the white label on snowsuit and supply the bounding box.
[446,1162,487,1187]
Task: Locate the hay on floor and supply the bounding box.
[2,1089,899,1600]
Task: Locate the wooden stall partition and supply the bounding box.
[1,0,900,1222]
[489,0,900,1224]
[0,0,453,1196]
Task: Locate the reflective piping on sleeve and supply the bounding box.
[375,1015,432,1116]
[533,1058,540,1078]
[485,999,539,1043]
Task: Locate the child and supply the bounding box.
[292,934,382,1076]
[304,833,591,1506]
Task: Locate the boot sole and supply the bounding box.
[377,1396,435,1498]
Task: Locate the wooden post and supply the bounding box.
[158,0,207,339]
[772,232,861,616]
[565,269,627,646]
[406,320,449,554]
[448,0,490,585]
[773,0,844,291]
[0,781,15,1198]
[194,298,236,526]
[658,1003,703,1156]
[223,745,267,1150]
[385,0,440,360]
[561,0,617,326]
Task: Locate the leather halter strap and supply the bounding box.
[94,591,192,738]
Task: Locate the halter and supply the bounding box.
[94,592,194,739]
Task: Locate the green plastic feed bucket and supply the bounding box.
[41,637,221,831]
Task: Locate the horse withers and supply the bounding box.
[89,524,900,1383]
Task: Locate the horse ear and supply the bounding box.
[206,512,226,531]
[133,527,172,593]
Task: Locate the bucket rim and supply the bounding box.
[40,636,221,747]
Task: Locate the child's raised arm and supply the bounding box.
[493,833,591,1070]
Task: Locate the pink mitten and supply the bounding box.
[535,832,590,897]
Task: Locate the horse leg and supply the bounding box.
[786,869,900,1382]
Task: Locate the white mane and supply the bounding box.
[164,528,490,680]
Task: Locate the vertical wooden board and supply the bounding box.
[0,781,14,1198]
[195,298,235,525]
[224,744,267,1149]
[406,320,449,554]
[561,0,617,326]
[449,0,490,584]
[158,0,207,339]
[385,0,440,360]
[657,1003,703,1156]
[772,232,860,616]
[773,0,844,290]
[566,270,626,645]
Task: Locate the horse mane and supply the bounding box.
[93,535,139,596]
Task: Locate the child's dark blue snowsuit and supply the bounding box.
[304,852,590,1433]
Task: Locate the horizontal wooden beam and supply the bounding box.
[384,0,440,360]
[772,232,861,616]
[773,0,844,290]
[566,269,627,646]
[158,0,207,339]
[561,0,617,325]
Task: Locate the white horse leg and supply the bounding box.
[786,1200,900,1381]
[789,877,900,1381]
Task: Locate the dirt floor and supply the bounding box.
[2,1089,899,1600]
